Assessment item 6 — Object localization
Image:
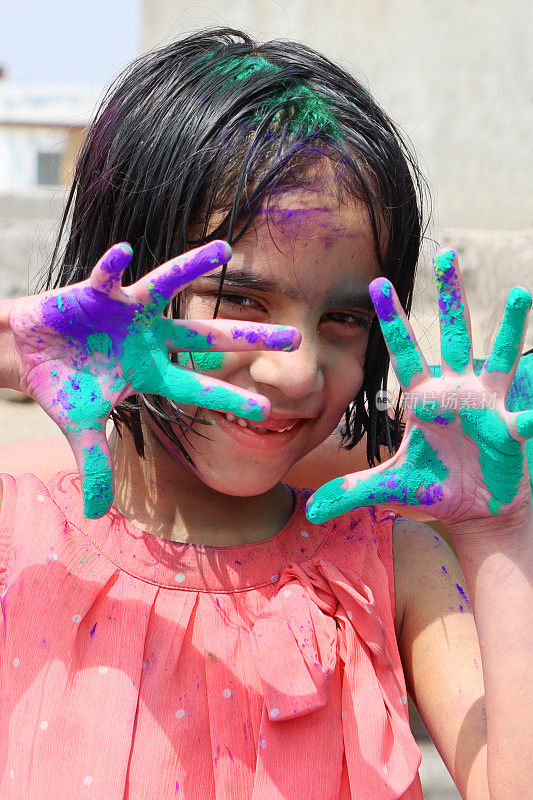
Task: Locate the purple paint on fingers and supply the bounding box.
[369,278,396,322]
[100,243,133,273]
[150,242,231,304]
[231,325,298,350]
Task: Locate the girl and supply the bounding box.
[0,28,531,800]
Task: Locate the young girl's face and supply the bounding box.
[153,178,382,496]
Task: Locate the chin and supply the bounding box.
[196,465,288,498]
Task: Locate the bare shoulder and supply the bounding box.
[391,516,453,638]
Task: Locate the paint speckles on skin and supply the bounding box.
[433,250,471,374]
[459,406,523,515]
[370,278,424,387]
[485,287,531,374]
[455,583,470,606]
[306,427,449,523]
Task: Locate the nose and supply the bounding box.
[248,333,324,399]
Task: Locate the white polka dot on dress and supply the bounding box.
[40,720,48,730]
[347,610,353,620]
[72,614,81,623]
[36,494,45,503]
[222,688,232,698]
[175,709,185,719]
[270,574,279,583]
[269,708,279,718]
[98,666,108,675]
[174,573,185,583]
[399,694,408,705]
[300,530,309,537]
[12,658,20,668]
[83,775,93,786]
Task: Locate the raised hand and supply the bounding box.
[307,249,533,525]
[7,241,300,518]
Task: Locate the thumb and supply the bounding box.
[306,428,450,523]
[64,428,114,518]
[306,467,399,524]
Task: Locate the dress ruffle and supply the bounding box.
[250,559,421,799]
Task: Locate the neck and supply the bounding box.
[109,413,295,547]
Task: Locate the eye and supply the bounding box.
[217,293,266,312]
[322,311,373,330]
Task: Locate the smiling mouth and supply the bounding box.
[223,412,299,434]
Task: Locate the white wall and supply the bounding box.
[140,0,532,232]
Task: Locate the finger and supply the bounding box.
[482,287,532,393]
[507,351,533,413]
[369,277,430,390]
[131,351,270,420]
[130,241,232,312]
[63,428,114,519]
[306,427,448,523]
[433,249,473,376]
[89,242,133,295]
[511,409,533,441]
[155,318,301,353]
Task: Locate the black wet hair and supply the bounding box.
[45,27,429,467]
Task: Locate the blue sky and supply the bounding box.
[0,0,140,86]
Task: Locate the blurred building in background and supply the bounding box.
[0,76,99,298]
[0,79,91,191]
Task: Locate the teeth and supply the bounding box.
[223,412,298,434]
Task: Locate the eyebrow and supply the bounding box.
[201,268,377,312]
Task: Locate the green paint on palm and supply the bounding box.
[459,407,523,515]
[61,372,111,434]
[434,250,470,374]
[485,287,532,374]
[86,332,113,358]
[307,428,448,523]
[82,443,113,518]
[413,399,455,425]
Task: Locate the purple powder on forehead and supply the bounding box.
[369,279,396,322]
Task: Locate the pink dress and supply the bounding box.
[0,472,423,800]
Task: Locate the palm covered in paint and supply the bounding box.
[307,250,533,526]
[8,241,299,518]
